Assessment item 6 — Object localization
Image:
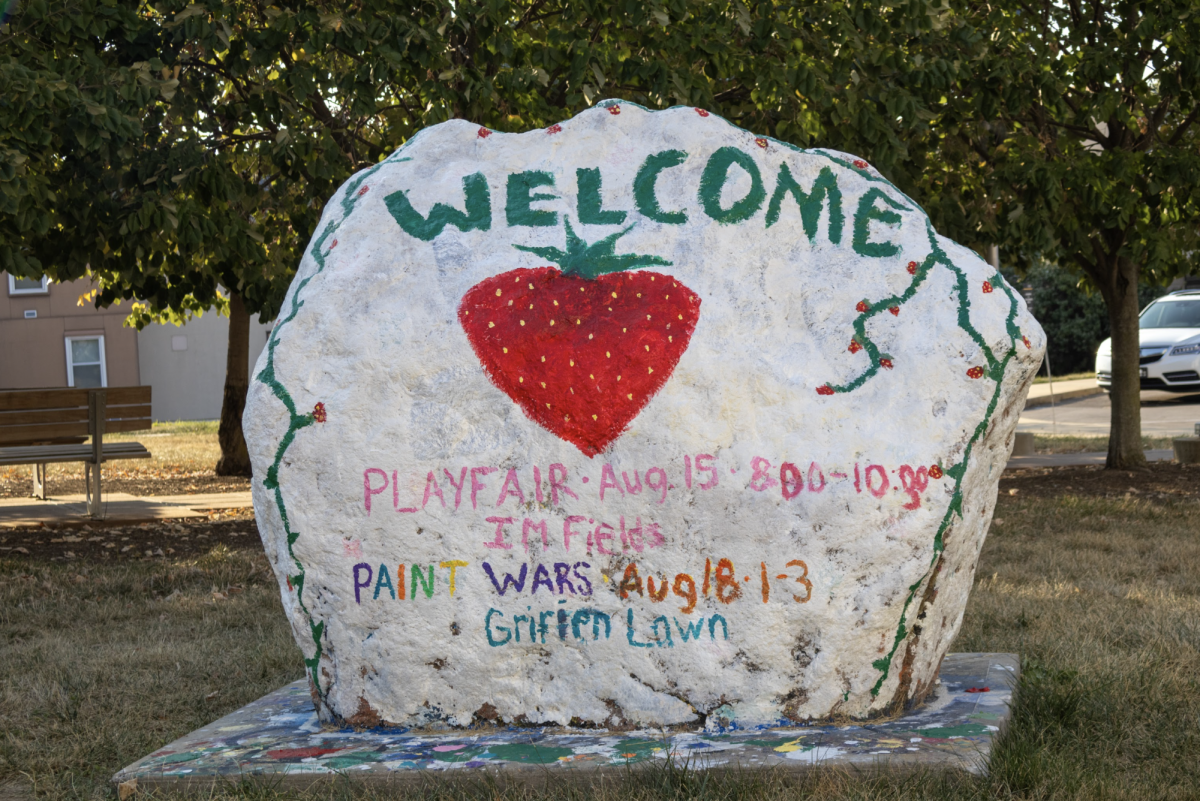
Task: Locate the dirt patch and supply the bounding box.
[0,509,260,562]
[1001,461,1200,500]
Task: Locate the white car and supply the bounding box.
[1096,290,1200,393]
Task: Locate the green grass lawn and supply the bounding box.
[1031,371,1095,385]
[1032,434,1178,454]
[2,487,1199,799]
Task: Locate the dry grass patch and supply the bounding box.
[2,474,1199,799]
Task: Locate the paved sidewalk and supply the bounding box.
[1019,391,1200,437]
[0,491,252,527]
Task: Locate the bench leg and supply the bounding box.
[86,461,102,517]
[32,463,47,500]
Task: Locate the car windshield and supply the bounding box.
[1140,299,1200,329]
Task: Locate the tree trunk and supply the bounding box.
[1103,256,1146,469]
[216,292,253,477]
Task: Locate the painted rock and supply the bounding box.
[244,102,1044,730]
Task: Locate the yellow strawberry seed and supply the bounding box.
[592,415,597,420]
[648,367,654,374]
[495,289,502,296]
[520,320,525,326]
[488,321,495,328]
[627,393,633,399]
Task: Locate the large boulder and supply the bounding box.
[244,102,1043,729]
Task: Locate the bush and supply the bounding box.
[1009,263,1163,375]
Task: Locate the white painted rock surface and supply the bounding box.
[244,102,1044,730]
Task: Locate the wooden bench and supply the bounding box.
[0,387,153,517]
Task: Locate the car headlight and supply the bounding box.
[1169,343,1200,356]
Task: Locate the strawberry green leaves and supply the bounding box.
[513,217,670,281]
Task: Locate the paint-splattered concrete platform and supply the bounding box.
[113,653,1017,790]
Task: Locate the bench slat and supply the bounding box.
[0,386,151,412]
[0,418,152,445]
[0,442,151,466]
[0,404,152,428]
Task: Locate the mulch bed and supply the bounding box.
[0,509,260,563]
[1001,461,1200,500]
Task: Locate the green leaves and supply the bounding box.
[514,217,670,280]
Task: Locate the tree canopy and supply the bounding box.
[3,0,975,323]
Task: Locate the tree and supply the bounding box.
[5,0,976,474]
[927,0,1200,468]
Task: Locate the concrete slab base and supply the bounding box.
[112,653,1017,791]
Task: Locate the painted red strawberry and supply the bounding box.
[966,366,985,379]
[312,402,327,423]
[982,281,993,293]
[848,339,862,354]
[907,261,917,275]
[928,464,944,479]
[856,300,870,313]
[1022,335,1031,348]
[608,105,621,115]
[755,138,768,149]
[459,220,701,457]
[546,124,562,134]
[853,159,868,168]
[478,127,491,138]
[889,306,900,316]
[816,384,835,396]
[695,108,710,117]
[880,357,894,369]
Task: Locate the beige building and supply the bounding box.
[1,273,271,420]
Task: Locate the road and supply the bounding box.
[1018,390,1200,437]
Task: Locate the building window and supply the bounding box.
[7,274,50,295]
[65,336,107,388]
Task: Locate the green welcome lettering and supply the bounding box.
[633,150,688,224]
[852,187,910,257]
[576,167,628,225]
[765,164,844,243]
[384,172,491,241]
[506,171,559,227]
[698,146,766,224]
